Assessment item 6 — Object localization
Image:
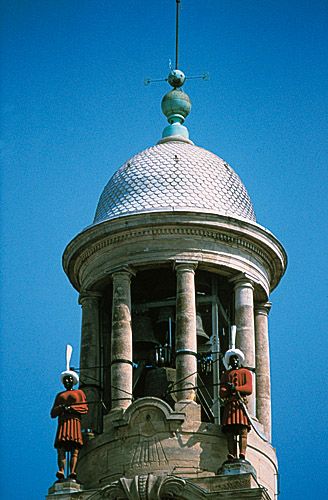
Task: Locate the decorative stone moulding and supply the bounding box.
[99,474,187,500]
[73,397,277,498]
[63,212,286,300]
[66,472,271,499]
[47,472,271,499]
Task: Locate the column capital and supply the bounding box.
[254,301,272,316]
[79,290,102,306]
[230,272,254,290]
[111,266,136,280]
[174,260,198,273]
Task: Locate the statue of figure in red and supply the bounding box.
[51,366,88,481]
[220,348,252,461]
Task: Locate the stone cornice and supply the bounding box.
[70,226,270,270]
[63,213,287,293]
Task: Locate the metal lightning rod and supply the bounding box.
[144,0,209,86]
[175,0,180,69]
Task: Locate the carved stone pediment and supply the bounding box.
[112,397,185,432]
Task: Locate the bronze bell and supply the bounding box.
[156,307,175,324]
[198,339,212,355]
[196,314,210,344]
[132,314,159,345]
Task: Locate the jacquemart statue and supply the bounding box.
[220,348,252,461]
[51,346,88,481]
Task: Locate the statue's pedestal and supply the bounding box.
[192,472,271,499]
[218,458,257,477]
[47,479,82,497]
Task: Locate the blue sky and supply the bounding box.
[1,1,327,498]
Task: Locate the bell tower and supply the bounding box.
[47,2,286,499]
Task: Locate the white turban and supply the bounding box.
[223,348,245,369]
[60,370,79,385]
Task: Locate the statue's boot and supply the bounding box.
[56,448,66,480]
[239,427,248,459]
[227,432,237,460]
[69,448,79,480]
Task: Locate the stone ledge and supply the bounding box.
[46,473,271,499]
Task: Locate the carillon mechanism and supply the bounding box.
[155,306,175,366]
[155,344,172,368]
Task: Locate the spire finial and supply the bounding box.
[144,1,207,143]
[145,0,208,143]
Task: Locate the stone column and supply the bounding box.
[175,262,197,402]
[255,302,272,440]
[79,291,102,433]
[111,269,134,411]
[233,276,256,416]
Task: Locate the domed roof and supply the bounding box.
[93,139,256,225]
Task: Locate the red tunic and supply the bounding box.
[220,368,252,431]
[51,389,88,449]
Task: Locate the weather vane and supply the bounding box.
[144,0,209,87]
